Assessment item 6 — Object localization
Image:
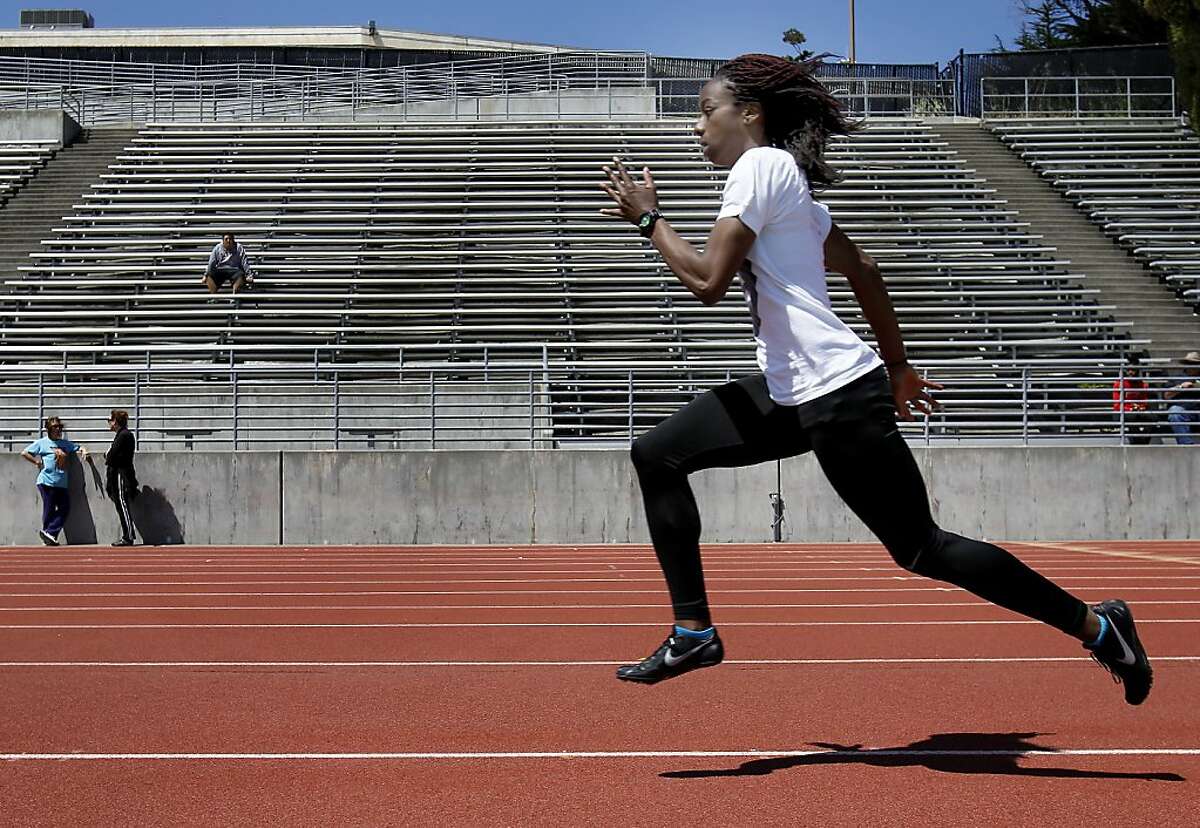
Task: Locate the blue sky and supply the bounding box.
[1,1,1029,66]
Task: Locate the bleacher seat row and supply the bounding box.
[990,117,1200,310]
[3,119,1136,358]
[0,118,1142,438]
[0,140,57,205]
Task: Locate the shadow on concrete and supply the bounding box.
[131,486,185,545]
[60,455,100,545]
[660,732,1185,782]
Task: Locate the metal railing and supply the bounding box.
[823,78,955,117]
[0,78,952,125]
[6,54,1185,124]
[0,51,653,125]
[1,360,1193,451]
[0,52,651,90]
[0,50,954,124]
[655,77,954,118]
[981,76,1176,120]
[0,81,85,123]
[0,54,331,87]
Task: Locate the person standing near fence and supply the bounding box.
[104,409,139,546]
[19,416,88,546]
[1112,356,1152,445]
[599,53,1153,705]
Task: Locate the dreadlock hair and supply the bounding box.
[713,53,858,190]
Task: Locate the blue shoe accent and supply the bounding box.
[674,625,715,640]
[1085,613,1110,649]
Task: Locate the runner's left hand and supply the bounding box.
[889,364,943,421]
[600,157,658,223]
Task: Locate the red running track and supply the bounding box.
[0,541,1197,826]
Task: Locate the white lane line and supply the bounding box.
[0,558,1150,565]
[5,600,1200,612]
[1,656,1198,667]
[0,559,1129,570]
[4,586,1200,597]
[0,561,1179,570]
[0,619,1197,629]
[0,556,1108,563]
[1038,543,1200,567]
[0,575,1196,584]
[2,748,1199,761]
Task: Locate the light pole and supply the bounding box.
[849,0,857,64]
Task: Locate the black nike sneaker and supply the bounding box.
[1086,599,1153,705]
[616,629,724,684]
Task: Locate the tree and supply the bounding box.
[1014,1,1075,49]
[1071,0,1170,44]
[782,28,817,62]
[1144,0,1200,130]
[1010,0,1168,48]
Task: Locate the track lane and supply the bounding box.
[1,753,1195,827]
[1,661,1196,753]
[2,541,1196,824]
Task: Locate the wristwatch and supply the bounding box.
[636,209,663,238]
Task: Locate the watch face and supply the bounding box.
[638,214,652,229]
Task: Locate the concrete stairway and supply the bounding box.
[0,128,138,294]
[936,122,1200,362]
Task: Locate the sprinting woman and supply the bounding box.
[599,54,1152,704]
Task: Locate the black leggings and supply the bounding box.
[630,369,1088,635]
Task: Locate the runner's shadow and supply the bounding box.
[661,732,1184,782]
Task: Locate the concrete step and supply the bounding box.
[0,135,133,295]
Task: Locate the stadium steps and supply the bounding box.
[0,127,137,294]
[936,122,1200,361]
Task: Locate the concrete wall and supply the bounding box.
[1,452,280,546]
[1,447,1196,546]
[0,109,80,145]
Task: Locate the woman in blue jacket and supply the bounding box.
[20,416,89,546]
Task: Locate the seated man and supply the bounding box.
[1165,351,1200,445]
[203,233,255,294]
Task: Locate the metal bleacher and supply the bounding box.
[0,140,56,206]
[2,118,1134,359]
[0,117,1143,443]
[989,116,1200,310]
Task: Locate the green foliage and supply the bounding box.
[782,28,816,62]
[1012,0,1168,49]
[1014,1,1075,49]
[1144,0,1200,129]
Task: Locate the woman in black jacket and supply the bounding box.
[104,409,139,546]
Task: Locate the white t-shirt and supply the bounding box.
[717,146,882,405]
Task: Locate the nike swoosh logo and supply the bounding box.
[1109,622,1138,666]
[663,641,707,667]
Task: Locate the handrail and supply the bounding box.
[0,51,954,123]
[0,361,1188,449]
[0,76,954,124]
[0,51,652,90]
[980,75,1176,120]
